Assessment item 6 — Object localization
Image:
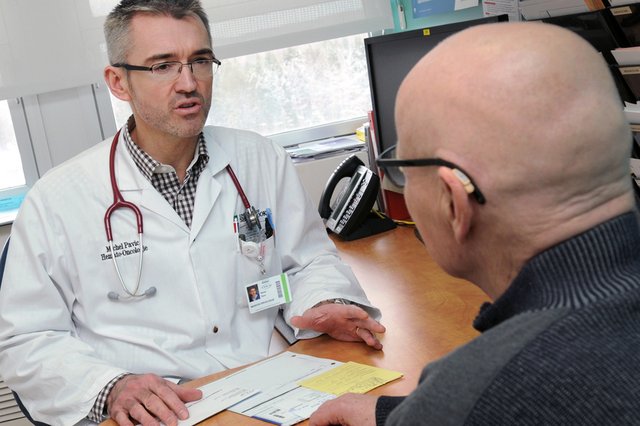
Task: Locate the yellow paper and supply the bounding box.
[298,362,403,396]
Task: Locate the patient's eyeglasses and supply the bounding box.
[375,145,486,204]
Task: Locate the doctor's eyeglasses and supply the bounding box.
[375,144,486,204]
[113,58,221,81]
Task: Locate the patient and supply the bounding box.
[309,21,640,425]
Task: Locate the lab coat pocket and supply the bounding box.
[235,235,280,307]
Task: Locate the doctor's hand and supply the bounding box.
[107,373,202,426]
[290,303,385,350]
[309,393,379,426]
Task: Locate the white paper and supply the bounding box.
[227,352,341,424]
[242,386,336,426]
[176,382,259,426]
[454,0,479,11]
[482,0,521,22]
[171,352,342,425]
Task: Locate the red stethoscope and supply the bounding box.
[104,129,260,301]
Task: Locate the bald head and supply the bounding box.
[397,21,633,250]
[394,22,635,296]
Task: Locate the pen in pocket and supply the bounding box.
[233,215,240,252]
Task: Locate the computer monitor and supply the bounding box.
[364,15,509,157]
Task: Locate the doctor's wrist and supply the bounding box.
[313,298,353,308]
[89,372,130,422]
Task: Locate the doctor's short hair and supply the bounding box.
[104,0,212,65]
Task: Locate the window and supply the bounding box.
[109,34,372,142]
[0,100,25,190]
[207,33,371,138]
[0,97,38,224]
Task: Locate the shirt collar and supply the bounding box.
[122,115,209,181]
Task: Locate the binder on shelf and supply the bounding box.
[618,65,640,100]
[609,3,640,47]
[611,46,640,66]
[381,178,412,221]
[366,110,387,213]
[366,109,412,220]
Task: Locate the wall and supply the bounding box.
[390,0,485,32]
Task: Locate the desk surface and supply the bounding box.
[103,226,488,425]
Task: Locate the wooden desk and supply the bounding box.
[103,226,488,425]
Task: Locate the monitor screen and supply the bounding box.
[364,15,509,156]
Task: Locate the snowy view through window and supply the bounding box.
[207,33,372,135]
[0,100,25,190]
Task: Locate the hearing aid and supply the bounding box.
[452,168,476,195]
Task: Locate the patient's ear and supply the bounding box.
[438,167,474,244]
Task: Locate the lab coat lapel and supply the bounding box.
[189,136,228,241]
[114,132,189,233]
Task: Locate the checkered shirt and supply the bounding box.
[122,116,209,228]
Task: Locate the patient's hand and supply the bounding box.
[309,393,379,426]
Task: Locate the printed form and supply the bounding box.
[181,351,403,425]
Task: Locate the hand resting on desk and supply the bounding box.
[107,373,202,426]
[290,303,386,350]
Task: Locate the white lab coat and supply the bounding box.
[0,126,379,425]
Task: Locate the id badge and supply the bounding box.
[246,273,292,314]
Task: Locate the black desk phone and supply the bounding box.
[318,154,380,238]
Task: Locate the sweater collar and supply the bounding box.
[473,212,640,332]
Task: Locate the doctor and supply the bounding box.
[0,1,384,425]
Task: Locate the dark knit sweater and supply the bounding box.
[376,212,640,425]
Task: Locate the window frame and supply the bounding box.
[0,97,38,225]
[269,116,367,147]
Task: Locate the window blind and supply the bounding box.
[0,0,392,99]
[203,0,394,58]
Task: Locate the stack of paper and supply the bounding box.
[182,352,403,426]
[286,136,364,162]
